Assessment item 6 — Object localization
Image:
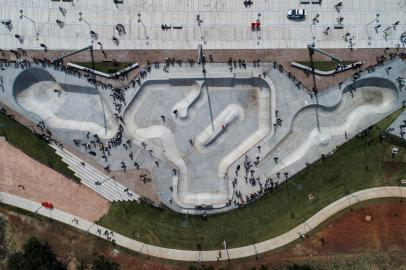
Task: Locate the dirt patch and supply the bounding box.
[112,169,160,204]
[0,138,110,221]
[1,201,405,269]
[295,202,406,255]
[221,201,406,270]
[0,208,183,270]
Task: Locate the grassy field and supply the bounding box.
[74,62,133,74]
[1,199,404,270]
[97,108,406,250]
[297,61,354,71]
[0,113,78,182]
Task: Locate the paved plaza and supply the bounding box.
[0,0,406,50]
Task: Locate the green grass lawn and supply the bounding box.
[97,109,406,250]
[297,61,354,71]
[74,62,133,74]
[0,113,78,182]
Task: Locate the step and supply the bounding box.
[55,152,125,200]
[51,144,139,201]
[80,181,115,202]
[74,170,124,201]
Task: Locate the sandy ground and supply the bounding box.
[0,137,110,221]
[1,200,405,269]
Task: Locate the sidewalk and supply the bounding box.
[0,186,404,262]
[0,138,110,222]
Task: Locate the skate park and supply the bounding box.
[12,67,118,139]
[0,57,405,214]
[122,75,272,208]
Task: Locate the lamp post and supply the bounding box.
[365,13,380,46]
[137,13,149,44]
[223,240,230,263]
[78,12,90,28]
[79,12,98,43]
[309,14,319,41]
[196,14,206,44]
[19,10,39,41]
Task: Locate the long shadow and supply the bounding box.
[203,72,215,131]
[315,92,321,132]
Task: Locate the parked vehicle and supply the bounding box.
[287,9,307,19]
[41,201,54,209]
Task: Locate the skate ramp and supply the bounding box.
[13,68,117,139]
[123,76,272,209]
[261,78,399,176]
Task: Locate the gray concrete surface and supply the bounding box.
[1,0,406,50]
[0,55,405,214]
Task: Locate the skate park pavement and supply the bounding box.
[0,55,405,214]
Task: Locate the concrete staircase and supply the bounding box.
[50,144,139,202]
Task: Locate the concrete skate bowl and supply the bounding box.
[123,76,272,209]
[261,77,399,177]
[13,68,117,139]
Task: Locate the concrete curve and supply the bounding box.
[171,81,203,120]
[261,79,399,177]
[195,103,245,152]
[123,75,273,209]
[12,68,118,139]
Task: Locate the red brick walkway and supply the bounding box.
[3,47,397,90]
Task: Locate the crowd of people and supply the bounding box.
[1,37,406,216]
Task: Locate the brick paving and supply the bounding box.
[3,47,400,91]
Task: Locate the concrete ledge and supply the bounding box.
[67,62,139,79]
[290,61,364,76]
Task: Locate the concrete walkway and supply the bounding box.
[1,0,405,50]
[0,186,404,262]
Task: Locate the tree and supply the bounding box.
[287,264,313,270]
[7,237,66,270]
[92,256,120,270]
[0,217,9,260]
